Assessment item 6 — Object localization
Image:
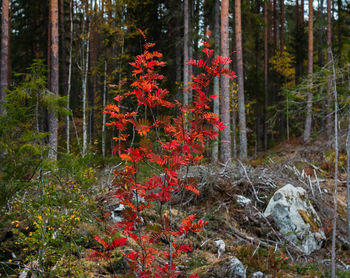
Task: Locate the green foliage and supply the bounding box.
[0,60,71,208]
[1,155,100,277]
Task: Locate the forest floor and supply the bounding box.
[87,136,350,277]
[1,136,350,277]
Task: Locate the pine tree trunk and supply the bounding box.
[220,0,231,163]
[235,0,247,159]
[183,0,189,106]
[337,0,341,56]
[48,0,59,160]
[317,0,324,68]
[280,0,285,52]
[212,0,220,163]
[304,0,314,142]
[0,0,9,115]
[263,0,269,150]
[326,0,332,138]
[66,0,73,153]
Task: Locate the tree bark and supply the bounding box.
[0,0,9,115]
[183,0,189,106]
[235,0,247,159]
[326,0,332,138]
[280,0,285,52]
[220,0,231,163]
[82,2,90,157]
[263,0,269,150]
[317,0,324,67]
[212,0,220,163]
[347,105,350,243]
[48,0,59,160]
[66,0,73,153]
[102,60,107,157]
[330,51,338,278]
[304,0,314,142]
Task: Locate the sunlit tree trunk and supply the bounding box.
[82,2,90,157]
[304,0,314,142]
[220,0,231,163]
[212,0,220,163]
[0,0,9,115]
[235,0,247,159]
[48,0,59,160]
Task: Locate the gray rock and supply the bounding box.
[214,239,225,258]
[264,184,325,255]
[226,257,246,278]
[202,256,246,278]
[251,271,266,278]
[236,195,252,207]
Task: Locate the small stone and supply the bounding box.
[236,195,252,206]
[214,239,225,258]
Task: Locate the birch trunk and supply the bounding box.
[102,60,107,157]
[304,0,314,142]
[66,0,73,153]
[330,51,338,278]
[220,0,231,163]
[82,25,90,157]
[326,0,333,138]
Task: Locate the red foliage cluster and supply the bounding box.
[89,32,235,277]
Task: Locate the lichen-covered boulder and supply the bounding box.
[264,184,325,255]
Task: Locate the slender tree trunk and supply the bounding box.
[337,0,341,57]
[183,0,189,106]
[232,96,237,158]
[280,0,285,52]
[347,65,350,243]
[66,0,73,153]
[304,0,314,142]
[188,0,193,104]
[0,0,9,115]
[48,0,59,160]
[330,51,338,278]
[263,0,269,150]
[272,0,277,50]
[235,0,247,159]
[82,2,90,157]
[212,0,220,163]
[102,60,107,157]
[326,0,332,138]
[317,0,324,68]
[82,30,90,157]
[220,0,231,163]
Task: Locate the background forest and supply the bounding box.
[0,0,350,277]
